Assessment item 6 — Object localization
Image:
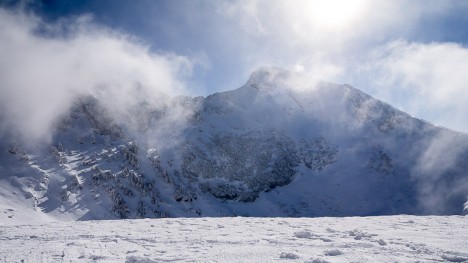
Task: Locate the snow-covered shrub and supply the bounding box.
[80,96,124,139]
[141,181,153,196]
[70,174,83,190]
[199,180,257,202]
[50,146,66,164]
[119,168,151,194]
[107,186,128,219]
[80,156,96,166]
[92,169,115,185]
[150,191,159,205]
[199,180,241,200]
[298,138,338,170]
[147,149,172,185]
[123,142,139,168]
[173,187,196,202]
[60,189,70,202]
[147,148,160,165]
[366,147,393,175]
[137,199,146,218]
[121,186,133,197]
[57,142,64,152]
[162,170,172,183]
[129,170,144,189]
[91,186,99,199]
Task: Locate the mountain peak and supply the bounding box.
[246,67,328,93]
[247,67,292,86]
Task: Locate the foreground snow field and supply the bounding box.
[1,216,467,262]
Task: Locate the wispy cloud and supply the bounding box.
[212,0,460,71]
[363,41,468,132]
[0,8,193,143]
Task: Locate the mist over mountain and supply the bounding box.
[1,67,467,222]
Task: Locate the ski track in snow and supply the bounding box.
[1,216,467,262]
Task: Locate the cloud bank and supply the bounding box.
[0,8,192,143]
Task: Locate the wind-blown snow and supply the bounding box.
[1,216,467,262]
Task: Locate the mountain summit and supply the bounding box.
[1,68,467,222]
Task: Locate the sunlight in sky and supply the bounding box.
[308,0,368,29]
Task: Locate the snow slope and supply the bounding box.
[1,67,468,221]
[1,216,467,262]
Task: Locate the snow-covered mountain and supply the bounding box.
[1,67,468,222]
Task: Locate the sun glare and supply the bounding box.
[309,0,368,29]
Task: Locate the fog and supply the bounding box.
[0,8,192,144]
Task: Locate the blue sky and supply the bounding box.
[1,0,468,133]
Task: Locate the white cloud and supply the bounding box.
[365,41,468,132]
[214,0,459,57]
[209,1,465,89]
[0,8,193,143]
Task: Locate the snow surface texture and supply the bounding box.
[1,216,467,262]
[1,67,468,221]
